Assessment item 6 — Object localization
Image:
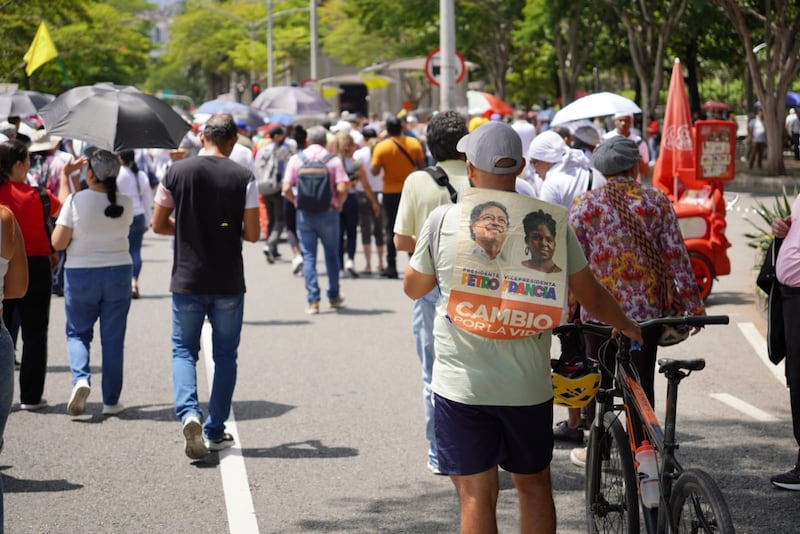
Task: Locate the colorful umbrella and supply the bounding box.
[0,90,54,118]
[250,86,331,116]
[652,58,697,197]
[466,90,513,118]
[194,99,265,130]
[550,92,641,126]
[39,83,190,152]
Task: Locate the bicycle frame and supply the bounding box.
[579,315,730,534]
[610,351,686,532]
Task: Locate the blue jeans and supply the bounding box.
[128,214,146,280]
[65,265,132,406]
[0,319,13,534]
[412,287,439,468]
[171,293,243,441]
[296,209,341,302]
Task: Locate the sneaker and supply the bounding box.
[553,420,584,443]
[67,380,91,416]
[183,415,209,460]
[345,259,358,278]
[20,399,48,411]
[102,403,124,416]
[771,465,800,490]
[263,247,275,264]
[291,255,304,274]
[570,447,587,468]
[205,432,235,451]
[305,300,320,315]
[329,296,345,309]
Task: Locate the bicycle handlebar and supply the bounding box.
[552,315,730,337]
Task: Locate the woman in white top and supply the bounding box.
[116,150,152,298]
[0,203,28,529]
[52,148,133,417]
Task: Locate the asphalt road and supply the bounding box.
[3,189,800,533]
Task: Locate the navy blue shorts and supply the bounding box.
[434,393,554,476]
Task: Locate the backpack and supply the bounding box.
[256,142,291,195]
[422,165,458,203]
[296,152,335,213]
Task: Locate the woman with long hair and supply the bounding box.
[52,148,133,417]
[353,128,385,274]
[117,150,152,299]
[334,130,379,277]
[0,139,60,411]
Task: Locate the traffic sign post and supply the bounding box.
[425,48,466,88]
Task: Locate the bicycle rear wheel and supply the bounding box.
[670,469,735,533]
[586,411,640,533]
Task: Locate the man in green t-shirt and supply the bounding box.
[403,122,642,533]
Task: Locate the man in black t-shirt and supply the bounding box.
[153,113,260,460]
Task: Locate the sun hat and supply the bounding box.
[456,121,523,175]
[527,130,567,163]
[28,130,62,152]
[592,136,640,176]
[85,146,120,181]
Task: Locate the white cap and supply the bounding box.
[456,122,524,175]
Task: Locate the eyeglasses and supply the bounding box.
[478,214,509,227]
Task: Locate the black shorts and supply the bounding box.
[434,393,554,476]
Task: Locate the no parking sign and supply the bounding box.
[424,48,466,87]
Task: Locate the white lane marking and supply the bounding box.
[709,393,780,422]
[202,323,259,534]
[737,322,784,384]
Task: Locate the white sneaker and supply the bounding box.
[570,447,587,468]
[102,403,124,416]
[67,380,90,416]
[345,259,358,277]
[291,255,303,274]
[183,415,209,460]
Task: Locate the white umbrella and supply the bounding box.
[551,92,641,126]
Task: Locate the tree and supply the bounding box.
[515,0,608,105]
[711,0,800,175]
[0,0,151,93]
[603,0,690,133]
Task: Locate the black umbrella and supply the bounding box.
[38,83,190,152]
[0,90,55,118]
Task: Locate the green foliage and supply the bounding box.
[744,186,798,254]
[0,0,151,93]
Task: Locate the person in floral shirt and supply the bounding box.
[569,136,704,406]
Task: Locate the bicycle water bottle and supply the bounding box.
[635,440,660,508]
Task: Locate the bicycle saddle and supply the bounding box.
[657,358,706,374]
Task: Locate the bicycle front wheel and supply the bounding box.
[586,411,640,533]
[670,469,735,533]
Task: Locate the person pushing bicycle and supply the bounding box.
[566,136,705,466]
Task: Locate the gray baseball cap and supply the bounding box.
[592,136,640,177]
[85,146,120,181]
[456,122,523,175]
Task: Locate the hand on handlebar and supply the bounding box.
[613,318,643,346]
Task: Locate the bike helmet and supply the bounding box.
[658,324,690,346]
[552,363,601,408]
[551,325,601,408]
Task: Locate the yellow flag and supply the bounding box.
[23,22,58,76]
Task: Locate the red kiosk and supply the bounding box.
[652,59,733,300]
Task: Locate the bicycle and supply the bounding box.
[553,315,734,534]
